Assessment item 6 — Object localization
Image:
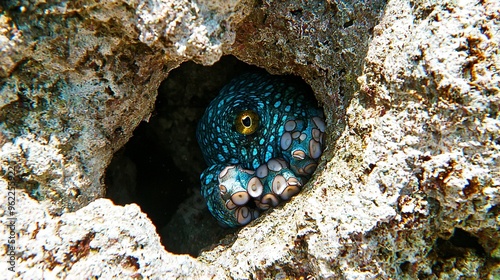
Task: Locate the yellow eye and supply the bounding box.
[235,110,259,135]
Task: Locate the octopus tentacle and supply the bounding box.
[200,164,261,227]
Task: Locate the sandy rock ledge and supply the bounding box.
[1,0,499,278]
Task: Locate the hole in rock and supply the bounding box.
[433,228,485,260]
[105,55,324,256]
[428,228,487,277]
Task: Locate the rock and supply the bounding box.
[0,0,499,278]
[0,181,225,278]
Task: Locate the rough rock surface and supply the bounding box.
[0,183,225,278]
[1,0,499,279]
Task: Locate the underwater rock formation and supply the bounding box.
[0,0,498,278]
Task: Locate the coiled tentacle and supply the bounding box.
[197,72,325,227]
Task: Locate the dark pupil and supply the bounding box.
[242,116,251,127]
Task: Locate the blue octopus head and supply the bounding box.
[197,72,325,227]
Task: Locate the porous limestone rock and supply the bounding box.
[0,179,225,278]
[0,0,252,214]
[0,0,251,277]
[0,0,499,279]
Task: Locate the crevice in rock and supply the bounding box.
[105,55,328,257]
[434,228,486,259]
[427,228,489,277]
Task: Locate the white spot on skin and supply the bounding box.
[236,207,252,225]
[256,164,269,178]
[299,133,307,141]
[247,177,264,198]
[284,120,296,131]
[272,175,287,195]
[312,116,326,132]
[280,132,292,150]
[267,159,282,171]
[231,191,249,205]
[309,139,322,159]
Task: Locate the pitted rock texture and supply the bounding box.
[0,0,499,279]
[231,0,387,120]
[0,182,225,278]
[0,0,251,213]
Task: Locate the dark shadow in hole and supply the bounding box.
[105,56,262,256]
[106,55,324,256]
[428,227,487,276]
[434,228,486,259]
[343,19,354,28]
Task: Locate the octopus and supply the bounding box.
[197,72,326,227]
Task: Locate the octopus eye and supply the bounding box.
[235,110,259,135]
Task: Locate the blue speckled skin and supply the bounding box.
[197,72,325,227]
